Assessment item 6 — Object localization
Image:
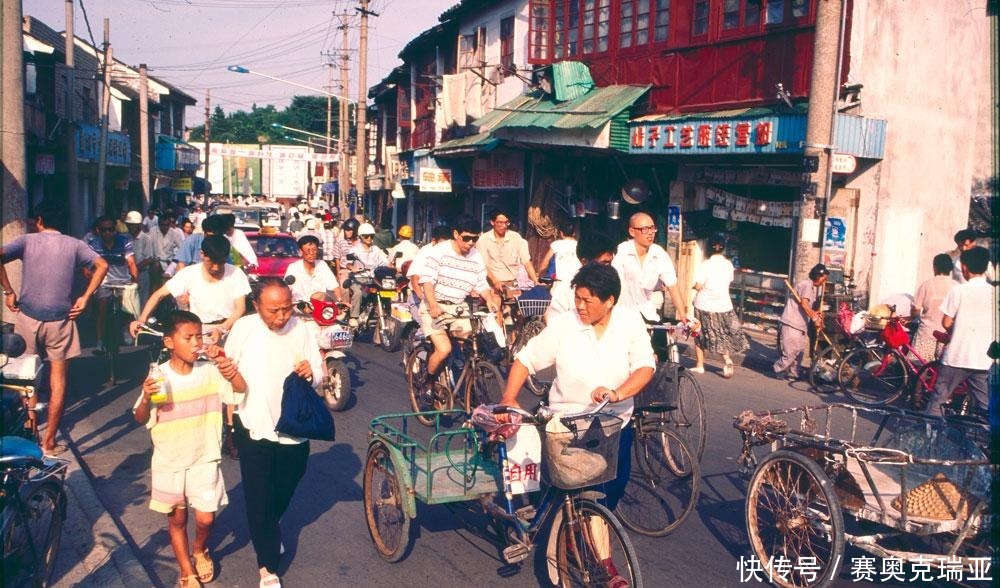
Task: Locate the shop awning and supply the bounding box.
[433,132,500,158]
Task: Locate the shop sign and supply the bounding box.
[34,153,55,175]
[629,114,803,155]
[420,168,453,192]
[472,153,524,190]
[171,177,193,191]
[208,144,339,163]
[76,124,131,166]
[831,154,857,174]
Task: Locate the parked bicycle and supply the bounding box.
[501,282,553,398]
[405,306,504,426]
[644,321,706,465]
[363,399,644,587]
[836,311,929,406]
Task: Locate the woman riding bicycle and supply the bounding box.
[498,263,656,510]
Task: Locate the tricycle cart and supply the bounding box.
[363,408,644,587]
[734,402,993,588]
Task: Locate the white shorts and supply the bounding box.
[149,461,228,514]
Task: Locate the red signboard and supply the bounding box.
[472,152,524,190]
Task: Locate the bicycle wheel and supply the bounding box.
[554,499,643,588]
[662,370,706,464]
[405,344,453,426]
[469,360,504,409]
[363,442,412,562]
[617,425,699,537]
[838,347,909,406]
[105,299,122,384]
[745,451,845,588]
[1,482,65,588]
[808,344,842,394]
[510,317,550,397]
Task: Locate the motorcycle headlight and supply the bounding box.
[381,278,396,290]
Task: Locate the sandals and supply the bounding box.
[191,549,215,583]
[179,575,202,588]
[259,570,282,588]
[722,360,735,379]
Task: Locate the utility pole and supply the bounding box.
[321,49,337,203]
[2,0,28,288]
[95,18,111,215]
[338,14,350,217]
[793,0,844,282]
[354,0,378,214]
[139,63,151,210]
[204,89,211,199]
[65,0,81,236]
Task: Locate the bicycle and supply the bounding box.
[808,301,881,394]
[836,313,930,406]
[500,283,553,397]
[644,321,706,466]
[101,283,138,385]
[405,307,505,427]
[363,400,644,587]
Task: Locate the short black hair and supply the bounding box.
[33,201,68,232]
[453,215,480,235]
[95,215,116,228]
[163,309,202,336]
[571,262,621,304]
[201,214,224,235]
[432,225,453,241]
[254,277,291,302]
[809,264,830,281]
[577,234,616,262]
[953,229,976,245]
[708,233,726,252]
[215,213,236,230]
[297,235,320,249]
[201,234,231,262]
[959,246,990,274]
[932,253,953,275]
[558,219,576,238]
[489,208,510,222]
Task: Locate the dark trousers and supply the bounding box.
[597,424,634,511]
[233,416,309,573]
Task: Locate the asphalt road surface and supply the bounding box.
[49,332,977,588]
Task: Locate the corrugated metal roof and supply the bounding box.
[551,61,595,102]
[433,132,500,157]
[632,103,808,122]
[487,85,650,131]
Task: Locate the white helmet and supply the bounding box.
[358,223,376,236]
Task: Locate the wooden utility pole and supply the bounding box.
[95,18,111,215]
[139,64,151,210]
[65,0,81,236]
[354,0,378,212]
[2,0,28,287]
[339,14,350,216]
[204,89,211,198]
[793,0,844,282]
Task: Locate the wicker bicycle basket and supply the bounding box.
[541,413,622,490]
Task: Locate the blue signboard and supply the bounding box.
[75,124,131,166]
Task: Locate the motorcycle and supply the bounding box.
[1,328,43,440]
[345,252,407,352]
[284,277,354,411]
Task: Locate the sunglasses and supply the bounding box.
[459,234,480,243]
[98,227,116,232]
[361,234,373,239]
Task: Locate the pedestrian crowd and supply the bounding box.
[1,196,995,587]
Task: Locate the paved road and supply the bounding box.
[49,335,951,587]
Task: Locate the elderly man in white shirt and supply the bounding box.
[612,212,689,323]
[283,235,343,304]
[225,280,323,587]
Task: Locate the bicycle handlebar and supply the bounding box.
[491,398,611,425]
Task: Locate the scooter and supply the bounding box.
[345,252,405,352]
[284,277,355,412]
[1,328,44,440]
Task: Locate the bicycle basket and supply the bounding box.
[541,413,621,490]
[634,362,680,412]
[517,298,551,318]
[881,320,909,350]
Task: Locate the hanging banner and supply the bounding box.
[208,144,339,163]
[823,216,848,268]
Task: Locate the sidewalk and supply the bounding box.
[676,326,779,373]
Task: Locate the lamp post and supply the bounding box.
[228,65,354,207]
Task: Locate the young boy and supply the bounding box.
[133,310,247,587]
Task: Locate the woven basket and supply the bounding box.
[891,473,977,521]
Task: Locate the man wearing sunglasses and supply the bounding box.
[612,212,689,324]
[416,215,501,405]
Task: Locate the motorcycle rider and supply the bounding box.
[345,223,389,328]
[284,235,345,304]
[333,218,360,278]
[388,225,420,268]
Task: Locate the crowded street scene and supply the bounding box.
[1,0,996,587]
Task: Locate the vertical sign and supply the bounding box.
[823,216,847,268]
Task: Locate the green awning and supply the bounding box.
[433,133,501,158]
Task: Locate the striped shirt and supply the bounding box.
[419,240,490,303]
[133,361,237,472]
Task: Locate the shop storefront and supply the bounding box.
[397,150,471,241]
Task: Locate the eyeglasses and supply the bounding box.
[493,220,510,226]
[98,227,116,233]
[630,225,657,234]
[460,234,480,243]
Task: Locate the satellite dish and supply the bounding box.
[620,179,650,204]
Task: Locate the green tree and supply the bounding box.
[189,95,354,146]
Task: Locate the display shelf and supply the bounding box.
[731,269,788,334]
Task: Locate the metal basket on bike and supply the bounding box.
[541,413,621,490]
[516,298,551,318]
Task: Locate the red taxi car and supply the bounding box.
[245,227,299,281]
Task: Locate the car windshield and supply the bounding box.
[252,236,298,258]
[233,209,262,226]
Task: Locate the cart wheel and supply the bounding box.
[363,441,413,562]
[745,450,845,588]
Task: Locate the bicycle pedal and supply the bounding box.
[514,505,536,522]
[502,543,530,564]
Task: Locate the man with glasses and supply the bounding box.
[479,209,539,295]
[87,215,139,352]
[612,212,689,324]
[416,215,501,405]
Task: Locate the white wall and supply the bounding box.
[455,0,531,108]
[846,0,992,302]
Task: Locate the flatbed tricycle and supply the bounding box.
[734,402,993,588]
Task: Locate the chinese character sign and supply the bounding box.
[504,426,542,495]
[628,115,800,155]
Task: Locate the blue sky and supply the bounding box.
[24,0,458,112]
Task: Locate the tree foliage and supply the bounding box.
[188,95,355,147]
